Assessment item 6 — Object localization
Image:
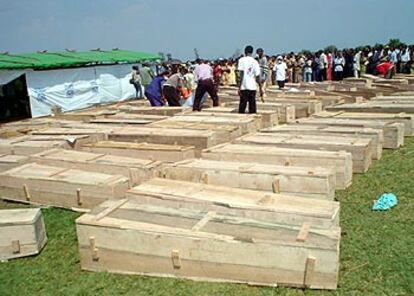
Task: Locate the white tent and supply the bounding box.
[0,63,138,118]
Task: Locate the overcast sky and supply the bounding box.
[1,0,413,59]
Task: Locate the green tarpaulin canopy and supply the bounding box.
[0,50,161,70]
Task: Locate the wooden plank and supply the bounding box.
[127,178,340,228]
[76,200,340,289]
[0,163,129,210]
[0,208,47,260]
[0,155,30,172]
[118,106,186,116]
[224,101,295,123]
[31,128,109,143]
[148,120,242,142]
[0,139,70,155]
[202,143,352,189]
[236,133,372,173]
[31,148,161,187]
[81,141,196,163]
[298,118,404,149]
[171,113,260,134]
[201,107,279,128]
[161,159,336,199]
[108,126,223,156]
[326,102,414,114]
[262,125,383,160]
[315,111,414,136]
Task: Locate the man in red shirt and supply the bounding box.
[213,62,223,91]
[376,58,395,79]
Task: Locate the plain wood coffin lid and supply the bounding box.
[127,178,340,227]
[0,208,41,226]
[76,199,340,289]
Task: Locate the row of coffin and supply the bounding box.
[1,90,414,290]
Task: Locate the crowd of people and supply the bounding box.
[129,43,413,112]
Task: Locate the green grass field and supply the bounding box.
[1,139,414,296]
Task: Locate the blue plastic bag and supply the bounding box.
[372,193,398,211]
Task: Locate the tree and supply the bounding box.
[157,52,166,62]
[231,48,242,60]
[388,38,405,48]
[193,48,200,60]
[324,45,338,53]
[299,49,311,56]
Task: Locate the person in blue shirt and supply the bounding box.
[144,71,170,107]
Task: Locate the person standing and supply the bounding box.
[273,56,288,89]
[192,59,220,111]
[162,67,183,106]
[376,58,395,79]
[319,50,328,81]
[228,61,237,85]
[256,48,269,98]
[304,56,313,82]
[237,45,262,114]
[327,52,333,80]
[401,46,411,74]
[297,54,306,82]
[334,52,345,81]
[140,63,154,92]
[130,66,143,99]
[353,50,362,78]
[213,62,223,91]
[144,71,169,107]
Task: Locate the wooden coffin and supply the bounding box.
[315,111,414,136]
[202,143,352,189]
[31,149,161,187]
[270,93,344,107]
[81,141,196,163]
[127,178,340,228]
[160,159,335,200]
[53,109,117,121]
[0,135,96,155]
[236,133,372,173]
[0,163,129,210]
[76,199,340,289]
[0,118,77,138]
[373,95,414,100]
[263,97,323,118]
[298,118,404,149]
[0,155,30,172]
[262,125,383,160]
[107,112,169,122]
[326,102,414,114]
[118,106,186,116]
[201,107,279,128]
[148,120,242,142]
[31,128,109,142]
[171,113,260,134]
[89,118,153,125]
[108,127,222,156]
[225,101,295,123]
[0,208,47,260]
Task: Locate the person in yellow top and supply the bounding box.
[222,61,230,85]
[228,61,237,85]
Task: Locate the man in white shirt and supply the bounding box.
[353,50,362,78]
[273,56,288,89]
[319,51,328,81]
[237,45,262,114]
[401,46,411,74]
